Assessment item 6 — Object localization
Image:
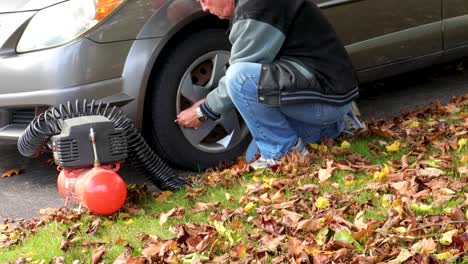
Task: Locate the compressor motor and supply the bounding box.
[52,115,128,215]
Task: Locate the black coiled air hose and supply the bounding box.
[17,99,189,191]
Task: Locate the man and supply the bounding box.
[176,0,366,169]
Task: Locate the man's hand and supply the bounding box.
[176,99,207,129]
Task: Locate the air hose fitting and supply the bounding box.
[17,99,189,190]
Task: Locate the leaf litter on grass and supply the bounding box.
[1,95,468,263]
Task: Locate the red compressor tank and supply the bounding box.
[57,164,127,215]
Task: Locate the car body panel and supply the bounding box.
[0,38,132,94]
[87,0,204,42]
[0,0,65,13]
[318,0,442,70]
[443,0,468,49]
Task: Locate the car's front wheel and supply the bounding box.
[146,29,251,170]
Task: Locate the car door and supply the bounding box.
[315,0,442,71]
[443,0,468,49]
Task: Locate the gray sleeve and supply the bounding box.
[204,19,285,116]
[204,76,231,118]
[229,19,286,64]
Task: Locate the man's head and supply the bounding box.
[198,0,234,19]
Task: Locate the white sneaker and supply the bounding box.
[249,157,279,170]
[248,138,309,170]
[291,137,309,156]
[342,101,367,136]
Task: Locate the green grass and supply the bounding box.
[0,110,466,263]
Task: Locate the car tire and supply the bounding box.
[146,29,251,170]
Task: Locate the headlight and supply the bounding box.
[17,0,124,53]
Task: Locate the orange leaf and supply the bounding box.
[2,168,22,177]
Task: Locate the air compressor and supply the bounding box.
[52,116,127,215]
[18,100,187,215]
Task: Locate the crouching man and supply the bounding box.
[176,0,366,169]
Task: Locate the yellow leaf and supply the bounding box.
[344,180,354,186]
[434,252,453,260]
[381,195,392,209]
[374,164,390,181]
[458,138,467,152]
[385,141,401,152]
[309,143,319,150]
[315,228,329,246]
[394,227,407,234]
[410,121,420,127]
[243,202,255,212]
[440,230,458,245]
[315,197,330,209]
[340,141,351,149]
[124,219,135,226]
[2,168,22,178]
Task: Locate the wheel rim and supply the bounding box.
[176,51,250,153]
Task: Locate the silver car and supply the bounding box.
[1,0,467,169]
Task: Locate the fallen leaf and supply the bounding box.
[86,218,101,235]
[315,197,330,209]
[296,218,323,233]
[112,246,132,264]
[315,228,329,246]
[225,193,234,201]
[374,164,390,181]
[160,208,178,226]
[52,257,65,264]
[92,245,106,264]
[458,138,467,152]
[243,202,255,212]
[155,191,173,202]
[182,252,209,264]
[434,251,453,260]
[411,238,437,255]
[386,141,401,152]
[387,249,413,264]
[440,230,458,245]
[2,168,22,178]
[353,211,368,230]
[419,167,445,177]
[193,202,220,213]
[318,159,335,182]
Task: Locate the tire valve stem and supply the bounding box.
[89,128,100,167]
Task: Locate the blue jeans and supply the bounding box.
[226,62,352,160]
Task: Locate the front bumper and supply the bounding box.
[0,36,135,141]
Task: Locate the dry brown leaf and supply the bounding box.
[113,246,133,264]
[86,218,101,235]
[52,257,65,264]
[296,218,322,233]
[297,184,319,193]
[353,211,368,230]
[318,159,335,182]
[419,167,445,177]
[281,209,303,229]
[412,238,437,256]
[2,168,22,178]
[159,207,185,225]
[92,245,106,264]
[271,189,286,204]
[193,202,220,213]
[225,193,234,201]
[259,235,285,252]
[155,191,173,202]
